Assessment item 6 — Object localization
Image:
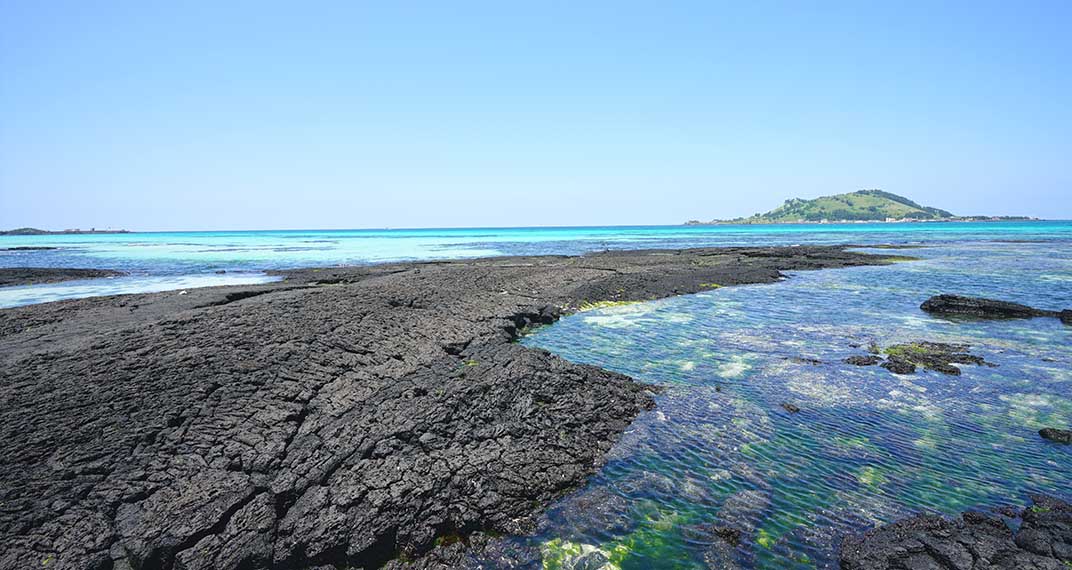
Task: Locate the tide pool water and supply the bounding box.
[2,221,1070,308]
[518,240,1072,569]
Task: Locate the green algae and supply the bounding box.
[541,539,622,570]
[856,465,889,490]
[576,299,641,312]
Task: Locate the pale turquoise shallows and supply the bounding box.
[2,221,1070,308]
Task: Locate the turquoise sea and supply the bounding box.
[1,221,1070,308]
[2,222,1071,569]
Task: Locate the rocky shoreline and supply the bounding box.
[0,267,126,287]
[840,494,1071,570]
[0,246,900,570]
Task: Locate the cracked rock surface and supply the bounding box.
[0,246,888,570]
[840,495,1072,570]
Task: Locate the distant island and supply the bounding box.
[686,190,1039,225]
[1,227,131,235]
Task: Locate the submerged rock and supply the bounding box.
[844,355,881,366]
[840,495,1072,570]
[1039,428,1072,444]
[717,489,772,536]
[921,294,1069,325]
[693,525,743,570]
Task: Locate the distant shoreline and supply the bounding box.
[685,216,1043,226]
[1,227,131,236]
[1,220,1063,236]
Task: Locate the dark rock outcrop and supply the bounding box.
[0,246,893,570]
[881,342,992,376]
[0,267,125,287]
[844,355,882,366]
[880,358,917,375]
[1040,428,1072,444]
[840,495,1072,570]
[921,294,1069,324]
[846,342,993,376]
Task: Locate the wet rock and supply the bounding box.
[717,489,771,536]
[840,495,1072,570]
[1039,428,1072,444]
[921,294,1069,324]
[703,537,742,570]
[542,486,636,537]
[844,355,882,366]
[683,524,743,570]
[880,357,916,375]
[880,342,992,376]
[780,402,801,413]
[1017,495,1072,560]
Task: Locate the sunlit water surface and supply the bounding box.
[2,221,1070,307]
[518,241,1072,569]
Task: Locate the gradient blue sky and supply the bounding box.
[2,1,1069,230]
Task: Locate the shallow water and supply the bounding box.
[2,221,1070,307]
[519,241,1072,569]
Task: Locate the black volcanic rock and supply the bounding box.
[0,246,894,570]
[876,342,992,376]
[1040,428,1072,444]
[0,267,125,287]
[840,495,1072,570]
[880,357,917,375]
[844,355,881,366]
[922,294,1068,324]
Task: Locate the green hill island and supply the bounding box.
[686,189,1035,225]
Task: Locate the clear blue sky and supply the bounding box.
[2,1,1069,230]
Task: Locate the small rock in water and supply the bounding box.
[881,342,991,376]
[921,293,1070,325]
[1039,427,1072,444]
[880,358,916,375]
[844,355,881,366]
[781,402,801,413]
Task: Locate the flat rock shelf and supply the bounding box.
[0,267,125,287]
[0,246,895,570]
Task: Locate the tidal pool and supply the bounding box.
[518,242,1072,569]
